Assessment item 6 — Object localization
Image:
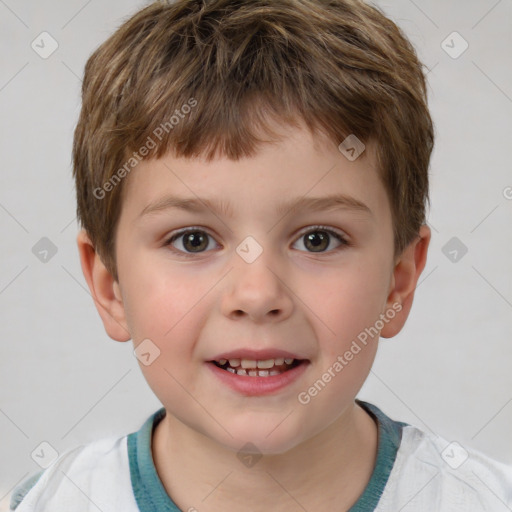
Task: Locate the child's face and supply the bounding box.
[103,123,409,453]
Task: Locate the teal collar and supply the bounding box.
[127,400,406,511]
[349,400,407,511]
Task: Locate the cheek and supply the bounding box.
[120,256,203,340]
[124,264,212,404]
[121,260,213,379]
[304,257,391,357]
[294,262,387,419]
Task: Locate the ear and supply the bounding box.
[380,224,431,338]
[76,229,131,342]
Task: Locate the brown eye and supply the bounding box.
[166,229,216,256]
[182,231,209,252]
[293,226,348,253]
[304,231,330,252]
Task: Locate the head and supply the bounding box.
[75,0,433,454]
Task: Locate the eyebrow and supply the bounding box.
[139,193,372,219]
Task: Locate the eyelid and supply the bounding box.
[295,224,348,241]
[165,225,214,241]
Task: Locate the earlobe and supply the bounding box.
[76,229,131,342]
[380,224,431,338]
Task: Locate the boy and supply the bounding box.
[11,0,512,510]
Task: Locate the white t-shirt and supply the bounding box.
[10,400,512,511]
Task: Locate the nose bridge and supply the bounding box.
[221,235,293,321]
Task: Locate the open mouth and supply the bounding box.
[210,357,305,377]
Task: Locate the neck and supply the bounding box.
[152,402,378,512]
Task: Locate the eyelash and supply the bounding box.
[163,225,350,259]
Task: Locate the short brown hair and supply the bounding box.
[73,0,434,281]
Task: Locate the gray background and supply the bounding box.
[1,0,511,508]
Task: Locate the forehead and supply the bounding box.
[119,124,389,223]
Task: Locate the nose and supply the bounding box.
[221,249,294,323]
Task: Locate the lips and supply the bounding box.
[206,356,309,395]
[207,349,309,378]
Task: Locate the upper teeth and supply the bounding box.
[218,357,294,368]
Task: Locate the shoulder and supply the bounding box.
[10,435,136,511]
[379,423,512,511]
[10,471,45,511]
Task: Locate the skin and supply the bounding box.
[78,120,430,511]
